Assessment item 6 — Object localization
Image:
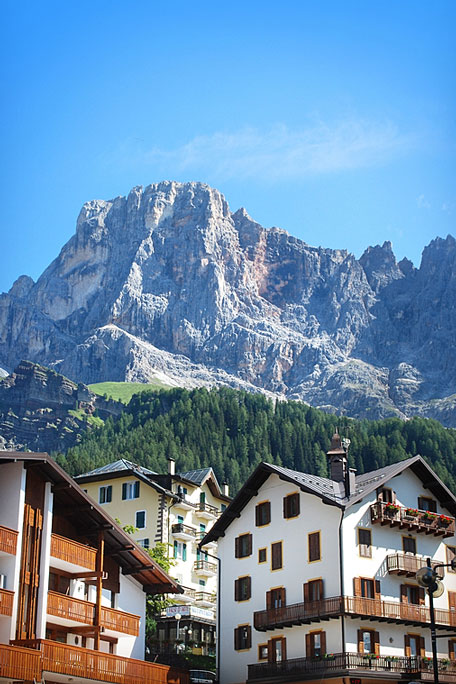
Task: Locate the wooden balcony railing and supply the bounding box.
[193,560,217,574]
[50,533,97,570]
[371,502,455,537]
[0,524,18,555]
[0,643,41,682]
[248,652,456,682]
[194,591,216,605]
[254,595,456,631]
[47,591,140,635]
[8,640,189,684]
[171,523,197,538]
[0,588,14,616]
[196,502,220,517]
[387,552,441,577]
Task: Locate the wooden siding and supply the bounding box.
[0,524,18,555]
[50,533,97,570]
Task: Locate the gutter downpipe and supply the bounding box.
[199,546,221,683]
[338,506,346,659]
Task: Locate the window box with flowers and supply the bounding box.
[385,503,401,517]
[438,515,452,528]
[405,508,419,518]
[421,511,437,524]
[421,657,433,669]
[323,653,335,660]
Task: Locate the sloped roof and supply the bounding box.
[76,458,157,478]
[201,455,456,545]
[0,452,181,594]
[178,467,213,485]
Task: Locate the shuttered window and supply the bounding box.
[306,630,326,657]
[271,542,283,570]
[235,533,253,558]
[234,576,251,601]
[99,485,112,504]
[308,532,321,562]
[304,579,324,602]
[122,481,140,500]
[234,624,251,650]
[358,629,379,655]
[255,502,271,527]
[358,529,372,557]
[283,493,300,519]
[403,536,416,555]
[418,497,436,512]
[258,547,267,563]
[447,546,456,573]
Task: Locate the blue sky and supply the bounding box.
[1,0,455,293]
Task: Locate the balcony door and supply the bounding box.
[268,636,287,663]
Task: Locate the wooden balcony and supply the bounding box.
[194,591,216,607]
[387,552,441,577]
[47,590,140,635]
[0,588,14,616]
[9,639,189,684]
[195,502,220,520]
[171,523,197,541]
[248,652,456,683]
[193,560,217,577]
[371,502,455,537]
[0,643,41,681]
[254,595,456,631]
[0,524,18,555]
[50,533,97,570]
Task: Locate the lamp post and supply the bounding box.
[174,613,182,653]
[416,557,456,684]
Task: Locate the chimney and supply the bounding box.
[222,482,229,497]
[326,430,355,497]
[167,458,175,476]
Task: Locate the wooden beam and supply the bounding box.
[123,565,156,576]
[67,570,108,580]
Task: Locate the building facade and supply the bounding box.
[76,457,230,656]
[203,434,456,684]
[0,451,187,684]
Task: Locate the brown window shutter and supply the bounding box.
[246,576,252,600]
[281,637,287,661]
[392,490,397,504]
[419,587,425,605]
[404,634,411,657]
[246,625,252,649]
[353,577,361,597]
[281,587,286,605]
[374,631,380,655]
[234,579,239,601]
[272,542,282,570]
[306,633,311,656]
[247,534,253,556]
[318,579,324,599]
[235,537,240,558]
[303,583,310,602]
[266,590,272,609]
[267,639,273,662]
[321,631,326,655]
[400,584,408,604]
[419,636,425,657]
[283,496,288,518]
[375,580,381,600]
[449,641,455,660]
[358,629,364,653]
[255,505,260,527]
[234,628,239,650]
[418,497,424,510]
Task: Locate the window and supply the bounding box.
[137,538,149,549]
[304,579,324,602]
[199,579,206,587]
[122,480,139,500]
[361,578,375,598]
[177,515,184,524]
[308,532,321,562]
[235,533,252,558]
[358,529,372,557]
[99,485,112,504]
[403,536,416,555]
[271,542,283,570]
[358,629,379,654]
[255,501,271,527]
[418,497,436,512]
[174,541,187,561]
[447,545,456,572]
[234,624,251,650]
[400,583,424,606]
[283,493,300,519]
[48,571,70,595]
[258,644,268,661]
[378,488,393,503]
[449,639,456,661]
[405,634,424,657]
[306,631,326,658]
[269,636,286,663]
[135,510,146,529]
[267,587,286,608]
[234,576,251,601]
[258,547,267,563]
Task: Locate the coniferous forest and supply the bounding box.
[55,387,456,495]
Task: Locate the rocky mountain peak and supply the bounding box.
[0,181,455,425]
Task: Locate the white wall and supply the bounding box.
[117,573,146,659]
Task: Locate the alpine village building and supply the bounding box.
[202,433,456,684]
[75,457,231,657]
[0,451,188,684]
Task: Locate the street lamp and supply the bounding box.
[416,557,456,684]
[174,613,182,653]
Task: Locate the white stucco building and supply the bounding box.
[203,433,456,684]
[0,451,187,684]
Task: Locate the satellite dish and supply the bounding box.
[432,579,445,598]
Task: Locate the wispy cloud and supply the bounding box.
[107,119,413,182]
[417,194,431,209]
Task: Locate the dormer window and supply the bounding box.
[378,488,393,503]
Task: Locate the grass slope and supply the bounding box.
[89,380,169,404]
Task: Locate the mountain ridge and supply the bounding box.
[1,181,455,424]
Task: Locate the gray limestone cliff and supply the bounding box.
[1,181,455,425]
